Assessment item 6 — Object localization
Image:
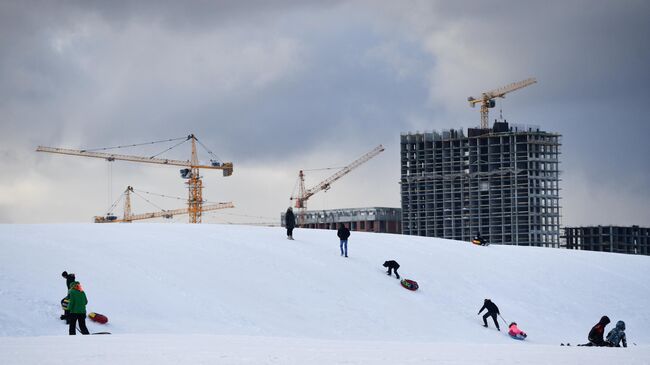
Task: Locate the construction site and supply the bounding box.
[36,134,235,224]
[400,78,562,247]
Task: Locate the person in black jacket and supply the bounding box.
[478,299,501,330]
[337,223,350,257]
[578,316,611,346]
[383,260,400,279]
[285,207,295,240]
[60,271,76,323]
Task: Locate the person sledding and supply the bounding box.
[478,299,500,331]
[67,280,90,335]
[471,232,488,246]
[606,320,627,347]
[508,322,527,340]
[578,316,610,346]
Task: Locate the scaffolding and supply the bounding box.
[400,121,562,247]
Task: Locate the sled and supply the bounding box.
[61,297,69,310]
[400,279,419,291]
[88,312,109,324]
[509,334,526,340]
[471,239,489,246]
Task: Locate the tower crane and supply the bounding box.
[290,144,384,224]
[94,186,234,223]
[36,134,233,223]
[468,78,537,129]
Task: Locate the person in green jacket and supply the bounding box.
[67,281,89,335]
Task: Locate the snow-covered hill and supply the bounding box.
[1,224,649,364]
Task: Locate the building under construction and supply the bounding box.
[563,225,649,255]
[400,121,561,247]
[281,207,401,234]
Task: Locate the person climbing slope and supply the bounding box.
[337,223,350,257]
[606,320,627,347]
[383,260,400,279]
[285,207,295,240]
[478,299,501,331]
[67,281,89,335]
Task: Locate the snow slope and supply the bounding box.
[1,224,649,364]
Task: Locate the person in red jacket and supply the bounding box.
[578,316,610,346]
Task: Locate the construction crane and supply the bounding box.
[94,186,234,223]
[290,144,384,224]
[468,78,537,129]
[36,134,233,223]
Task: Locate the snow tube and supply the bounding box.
[88,312,108,324]
[400,279,419,291]
[509,333,527,340]
[61,297,69,310]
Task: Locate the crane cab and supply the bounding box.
[180,168,192,179]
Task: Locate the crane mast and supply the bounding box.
[291,144,384,224]
[37,134,233,223]
[468,78,537,129]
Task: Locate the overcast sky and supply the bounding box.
[1,0,648,227]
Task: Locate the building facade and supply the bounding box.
[281,207,401,234]
[400,121,561,247]
[564,225,649,255]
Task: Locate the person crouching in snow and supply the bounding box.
[508,322,527,339]
[606,320,627,347]
[578,315,610,346]
[383,260,400,279]
[67,281,90,335]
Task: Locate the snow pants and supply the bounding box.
[69,313,90,335]
[287,227,294,238]
[387,267,400,279]
[483,312,499,329]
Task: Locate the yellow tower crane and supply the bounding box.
[94,186,234,223]
[290,144,384,225]
[468,78,537,129]
[36,134,233,223]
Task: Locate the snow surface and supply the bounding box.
[1,224,649,364]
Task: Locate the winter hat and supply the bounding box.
[62,271,68,278]
[616,321,625,330]
[600,316,611,324]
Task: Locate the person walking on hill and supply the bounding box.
[383,260,400,279]
[67,281,89,335]
[578,316,611,346]
[285,207,295,240]
[606,320,627,347]
[478,299,501,330]
[60,271,75,323]
[337,223,350,257]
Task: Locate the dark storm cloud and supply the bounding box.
[0,0,648,224]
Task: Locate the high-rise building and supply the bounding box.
[400,121,561,247]
[563,225,649,255]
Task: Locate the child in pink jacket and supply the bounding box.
[508,322,527,340]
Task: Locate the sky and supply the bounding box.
[1,0,649,226]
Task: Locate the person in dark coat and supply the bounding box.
[579,316,611,346]
[60,271,76,323]
[383,260,400,279]
[285,207,295,240]
[337,223,350,257]
[478,299,501,330]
